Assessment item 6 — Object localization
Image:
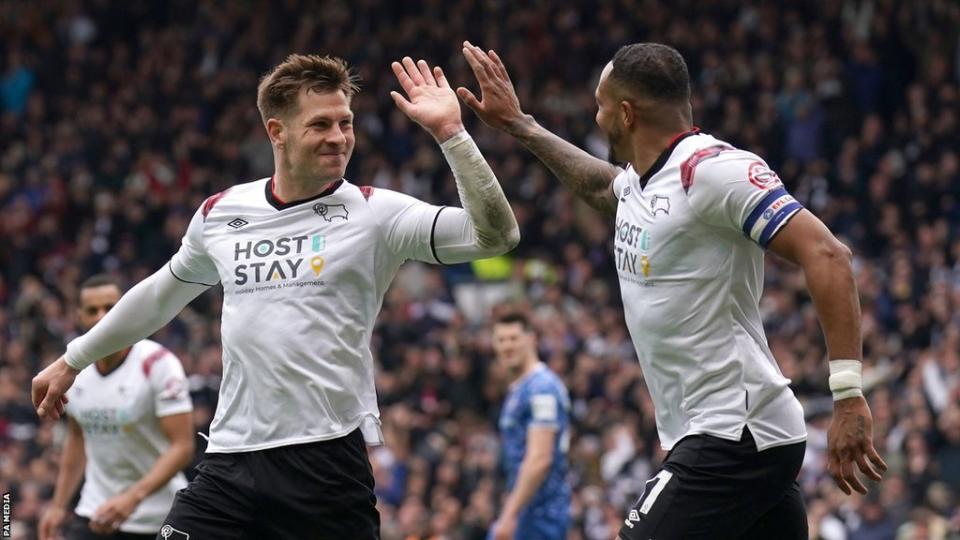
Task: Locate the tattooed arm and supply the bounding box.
[457,42,620,217]
[504,115,620,216]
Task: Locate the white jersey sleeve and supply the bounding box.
[169,204,220,285]
[366,187,444,263]
[147,350,193,417]
[611,165,634,200]
[366,187,510,264]
[685,153,803,248]
[64,268,210,370]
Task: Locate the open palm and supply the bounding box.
[390,57,463,141]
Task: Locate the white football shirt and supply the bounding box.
[612,129,807,451]
[65,340,192,533]
[170,178,450,452]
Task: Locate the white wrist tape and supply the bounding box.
[829,359,863,401]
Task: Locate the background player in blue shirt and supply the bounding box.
[490,312,571,540]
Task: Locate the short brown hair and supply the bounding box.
[256,54,360,122]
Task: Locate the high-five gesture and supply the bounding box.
[457,41,527,134]
[390,57,464,142]
[455,41,620,216]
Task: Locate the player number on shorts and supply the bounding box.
[638,469,674,515]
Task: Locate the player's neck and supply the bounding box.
[95,347,131,376]
[272,170,338,203]
[510,358,540,384]
[629,121,693,182]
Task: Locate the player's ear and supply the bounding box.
[620,100,635,129]
[266,118,286,148]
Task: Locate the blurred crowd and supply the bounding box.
[2,0,959,539]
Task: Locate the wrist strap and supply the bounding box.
[829,359,863,401]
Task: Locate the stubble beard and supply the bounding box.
[607,125,624,166]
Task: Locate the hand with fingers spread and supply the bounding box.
[826,396,888,495]
[390,57,463,142]
[457,41,528,134]
[32,356,78,420]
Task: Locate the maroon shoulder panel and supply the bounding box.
[141,348,170,378]
[679,145,733,193]
[201,189,230,219]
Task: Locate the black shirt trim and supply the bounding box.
[430,206,447,264]
[265,177,344,210]
[637,127,701,188]
[94,348,132,377]
[168,262,218,287]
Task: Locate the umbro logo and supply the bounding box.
[227,218,249,229]
[629,510,641,522]
[621,186,632,202]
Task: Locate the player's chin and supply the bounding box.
[316,162,347,180]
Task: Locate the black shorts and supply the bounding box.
[67,517,156,540]
[157,429,378,540]
[618,428,807,540]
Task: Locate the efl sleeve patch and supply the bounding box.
[149,351,194,417]
[741,187,803,248]
[530,393,559,424]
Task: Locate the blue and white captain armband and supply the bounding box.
[828,359,863,401]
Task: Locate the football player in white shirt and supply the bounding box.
[38,275,194,540]
[32,54,519,539]
[459,41,887,539]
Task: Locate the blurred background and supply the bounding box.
[1,0,959,539]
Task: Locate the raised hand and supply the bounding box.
[827,396,888,494]
[390,57,464,142]
[457,41,527,134]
